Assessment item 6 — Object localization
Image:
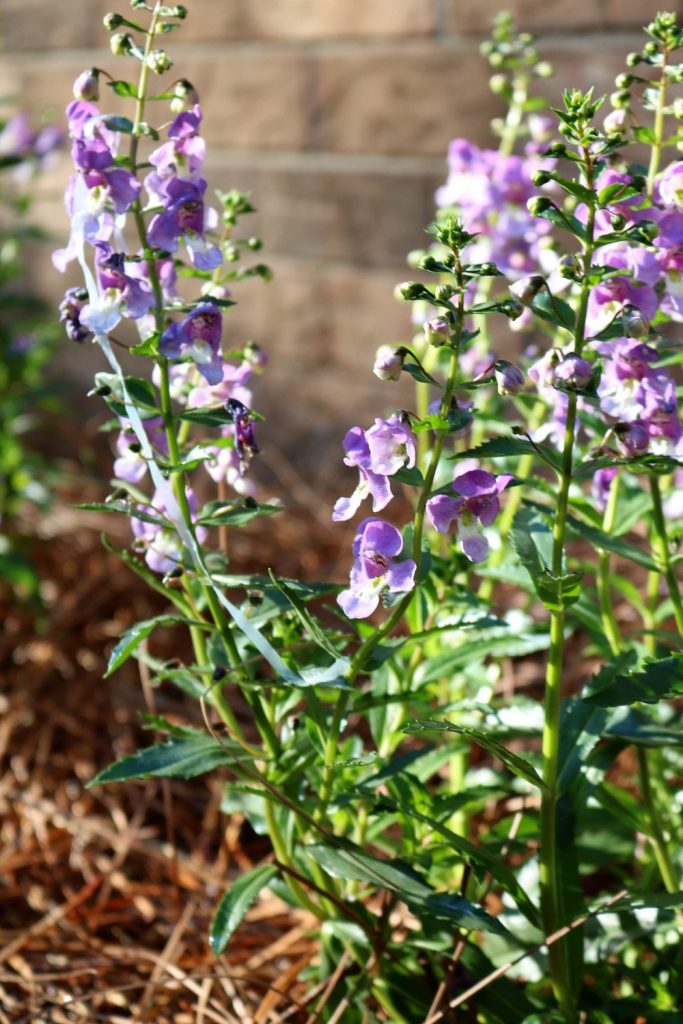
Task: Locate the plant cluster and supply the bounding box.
[59,6,683,1021]
[0,109,62,603]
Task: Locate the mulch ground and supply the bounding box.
[0,454,351,1024]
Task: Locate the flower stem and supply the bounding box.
[649,474,683,635]
[597,471,622,657]
[646,48,670,197]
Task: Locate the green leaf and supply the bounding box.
[557,699,608,793]
[604,707,683,748]
[583,654,683,707]
[106,614,202,677]
[107,80,140,99]
[74,500,167,528]
[393,465,425,487]
[197,499,281,527]
[417,630,550,683]
[267,571,342,660]
[130,332,160,357]
[403,721,547,792]
[90,732,249,786]
[532,205,586,247]
[306,844,508,935]
[210,864,278,955]
[100,114,136,135]
[402,359,441,387]
[179,406,235,427]
[511,508,583,610]
[524,499,657,572]
[452,435,561,473]
[592,890,683,914]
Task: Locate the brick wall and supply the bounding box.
[3,0,679,459]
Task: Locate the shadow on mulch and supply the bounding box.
[0,457,351,1023]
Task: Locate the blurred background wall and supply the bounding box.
[1,0,676,461]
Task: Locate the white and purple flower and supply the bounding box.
[426,465,513,562]
[337,518,416,619]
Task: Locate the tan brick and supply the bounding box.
[204,155,442,266]
[313,47,499,156]
[182,52,312,150]
[241,0,435,39]
[453,0,668,33]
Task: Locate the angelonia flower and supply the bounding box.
[59,287,93,343]
[333,414,417,522]
[159,302,224,385]
[426,465,513,562]
[552,354,594,393]
[424,316,451,347]
[131,486,207,575]
[373,345,403,381]
[337,518,416,619]
[493,360,525,396]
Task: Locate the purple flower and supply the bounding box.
[615,421,650,456]
[147,176,221,270]
[204,437,255,494]
[113,417,168,484]
[658,161,683,211]
[493,360,525,396]
[94,242,154,319]
[332,415,417,522]
[131,486,207,575]
[159,302,224,384]
[73,69,100,102]
[337,518,416,619]
[226,398,259,475]
[148,104,205,181]
[552,354,594,392]
[426,467,513,562]
[59,287,92,343]
[592,467,618,511]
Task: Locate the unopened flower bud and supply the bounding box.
[545,141,567,158]
[610,90,631,109]
[636,219,660,242]
[504,299,524,320]
[558,255,580,279]
[59,287,92,344]
[626,52,642,67]
[621,303,648,338]
[493,360,524,396]
[531,169,553,187]
[167,5,187,17]
[489,73,508,94]
[110,32,134,55]
[434,283,456,302]
[534,61,554,79]
[396,281,424,301]
[103,12,124,30]
[419,254,442,272]
[674,97,683,120]
[424,317,451,347]
[552,354,594,392]
[170,77,199,112]
[603,108,628,133]
[243,341,268,371]
[509,275,546,306]
[73,68,100,101]
[373,344,403,381]
[615,73,634,89]
[527,195,553,217]
[146,48,173,74]
[643,41,658,57]
[610,212,627,231]
[616,421,649,456]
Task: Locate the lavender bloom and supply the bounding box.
[59,287,92,343]
[147,177,221,270]
[159,302,224,384]
[131,486,206,575]
[657,161,683,211]
[424,317,451,347]
[332,415,417,522]
[188,358,254,410]
[94,242,154,319]
[587,244,660,336]
[337,518,416,619]
[615,421,650,456]
[226,398,259,475]
[204,436,255,494]
[426,467,513,562]
[552,354,594,392]
[148,104,205,182]
[493,360,525,396]
[73,68,100,102]
[113,417,168,483]
[592,467,618,511]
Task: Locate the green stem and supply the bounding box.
[646,48,670,197]
[539,153,596,1021]
[637,748,679,894]
[597,471,622,657]
[650,474,683,635]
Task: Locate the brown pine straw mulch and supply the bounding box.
[0,458,351,1024]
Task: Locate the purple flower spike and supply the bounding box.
[159,302,224,384]
[337,517,416,619]
[426,467,513,563]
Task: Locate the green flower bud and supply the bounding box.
[434,283,457,302]
[146,48,173,74]
[527,195,553,217]
[396,281,424,301]
[626,52,642,67]
[610,213,627,231]
[103,12,125,30]
[170,77,199,112]
[531,168,553,187]
[545,141,567,158]
[489,73,508,94]
[534,61,554,79]
[110,32,134,55]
